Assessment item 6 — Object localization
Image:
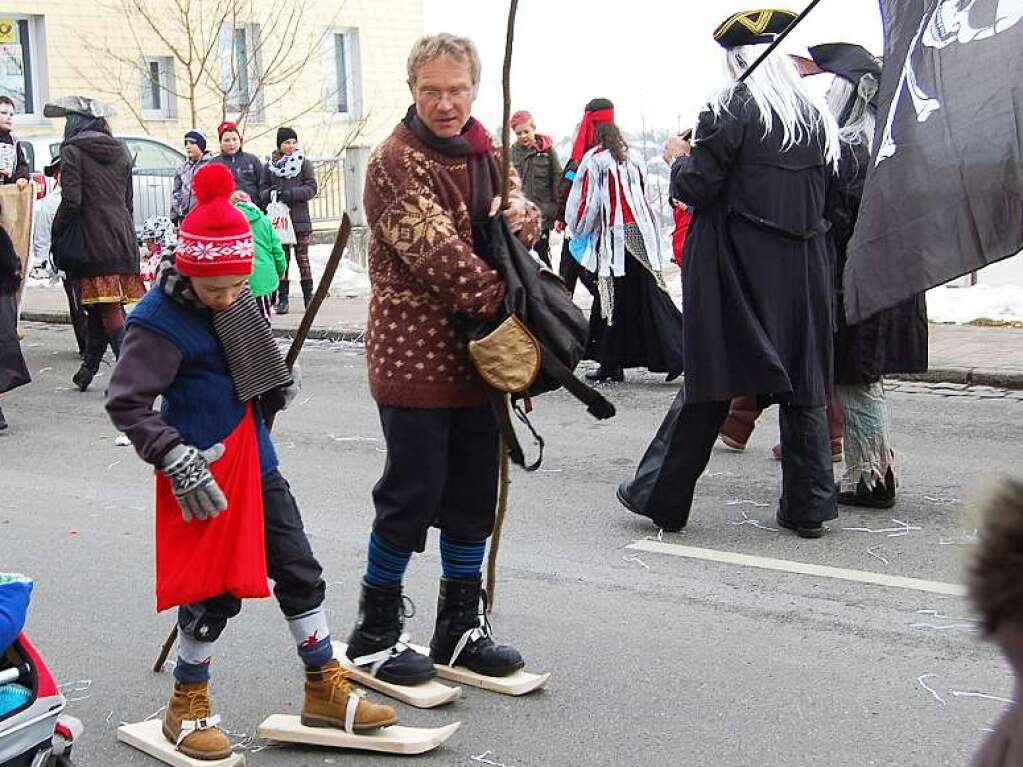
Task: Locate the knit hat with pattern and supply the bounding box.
[176,164,254,277]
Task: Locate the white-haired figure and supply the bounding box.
[617,9,841,539]
[812,44,928,510]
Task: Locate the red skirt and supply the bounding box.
[154,407,270,612]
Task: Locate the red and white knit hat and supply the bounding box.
[176,164,254,277]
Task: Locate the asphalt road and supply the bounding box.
[1,322,1018,767]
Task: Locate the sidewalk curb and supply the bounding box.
[21,310,366,344]
[21,311,1023,390]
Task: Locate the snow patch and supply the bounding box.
[307,243,371,299]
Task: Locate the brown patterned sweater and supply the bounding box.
[364,121,540,409]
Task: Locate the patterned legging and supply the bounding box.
[283,232,312,281]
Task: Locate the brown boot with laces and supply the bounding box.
[302,659,398,732]
[162,681,232,761]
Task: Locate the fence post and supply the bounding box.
[343,146,370,267]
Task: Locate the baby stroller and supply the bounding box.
[0,633,82,766]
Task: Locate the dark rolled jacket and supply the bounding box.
[213,150,264,208]
[52,131,139,279]
[259,154,318,235]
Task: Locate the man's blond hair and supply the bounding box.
[407,33,481,88]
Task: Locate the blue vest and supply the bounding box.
[128,289,278,475]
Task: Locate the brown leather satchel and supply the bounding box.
[467,315,541,395]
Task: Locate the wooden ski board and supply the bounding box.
[257,714,460,755]
[409,644,551,696]
[117,720,245,767]
[332,641,461,708]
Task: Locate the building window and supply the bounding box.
[220,23,263,120]
[326,28,362,118]
[140,57,176,119]
[0,15,46,118]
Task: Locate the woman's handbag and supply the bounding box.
[50,214,87,274]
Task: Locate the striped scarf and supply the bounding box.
[157,255,292,402]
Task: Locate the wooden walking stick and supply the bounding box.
[484,0,521,614]
[153,213,354,672]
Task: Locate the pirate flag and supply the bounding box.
[844,0,1023,324]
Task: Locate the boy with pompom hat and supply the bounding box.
[106,163,396,761]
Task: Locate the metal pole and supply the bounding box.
[739,0,826,83]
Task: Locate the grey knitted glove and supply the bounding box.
[160,443,227,523]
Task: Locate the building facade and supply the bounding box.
[2,0,423,158]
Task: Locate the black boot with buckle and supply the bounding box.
[345,581,435,686]
[429,576,524,677]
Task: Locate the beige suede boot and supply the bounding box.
[162,681,233,761]
[302,659,398,732]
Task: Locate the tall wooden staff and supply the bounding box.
[153,214,352,672]
[484,0,521,614]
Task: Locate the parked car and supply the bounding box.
[20,134,185,236]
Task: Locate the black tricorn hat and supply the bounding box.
[714,9,798,48]
[809,43,882,112]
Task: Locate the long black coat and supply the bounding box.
[672,85,834,406]
[52,131,139,279]
[830,142,928,384]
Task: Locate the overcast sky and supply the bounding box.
[423,1,883,139]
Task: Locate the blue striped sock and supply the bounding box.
[365,531,412,588]
[440,532,486,582]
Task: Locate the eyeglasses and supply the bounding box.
[415,86,473,104]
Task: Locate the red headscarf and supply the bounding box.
[510,110,533,129]
[570,106,615,163]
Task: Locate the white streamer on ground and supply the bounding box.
[106,461,121,471]
[925,496,960,505]
[623,555,650,570]
[918,674,947,705]
[730,510,780,532]
[951,691,1015,704]
[471,752,509,767]
[866,548,889,566]
[328,434,379,443]
[940,531,978,546]
[726,499,770,508]
[58,679,92,702]
[843,518,921,537]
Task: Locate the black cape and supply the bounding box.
[830,142,928,384]
[672,85,834,406]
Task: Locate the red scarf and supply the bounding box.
[570,108,615,163]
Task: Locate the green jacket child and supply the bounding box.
[234,199,286,298]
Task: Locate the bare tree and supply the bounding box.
[64,0,365,143]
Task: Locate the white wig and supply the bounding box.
[825,74,877,154]
[711,44,840,170]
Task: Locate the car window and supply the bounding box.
[48,143,60,160]
[20,142,33,169]
[124,139,183,178]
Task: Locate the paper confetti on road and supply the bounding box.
[918,674,947,705]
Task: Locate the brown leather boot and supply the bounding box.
[302,659,398,732]
[162,681,232,761]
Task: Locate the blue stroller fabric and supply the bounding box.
[0,683,31,716]
[0,574,33,654]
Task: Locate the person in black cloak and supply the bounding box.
[564,98,684,383]
[616,9,841,538]
[813,43,928,509]
[0,217,29,430]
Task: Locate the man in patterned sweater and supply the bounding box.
[344,33,541,685]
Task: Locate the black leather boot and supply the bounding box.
[429,576,524,677]
[276,280,290,315]
[72,336,106,392]
[301,278,314,309]
[345,581,435,685]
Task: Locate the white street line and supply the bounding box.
[626,540,967,597]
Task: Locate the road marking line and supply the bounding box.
[626,540,967,597]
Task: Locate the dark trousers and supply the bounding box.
[624,388,837,529]
[557,237,596,298]
[81,303,126,366]
[373,404,500,553]
[534,229,552,267]
[722,392,845,450]
[62,278,87,355]
[177,470,325,642]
